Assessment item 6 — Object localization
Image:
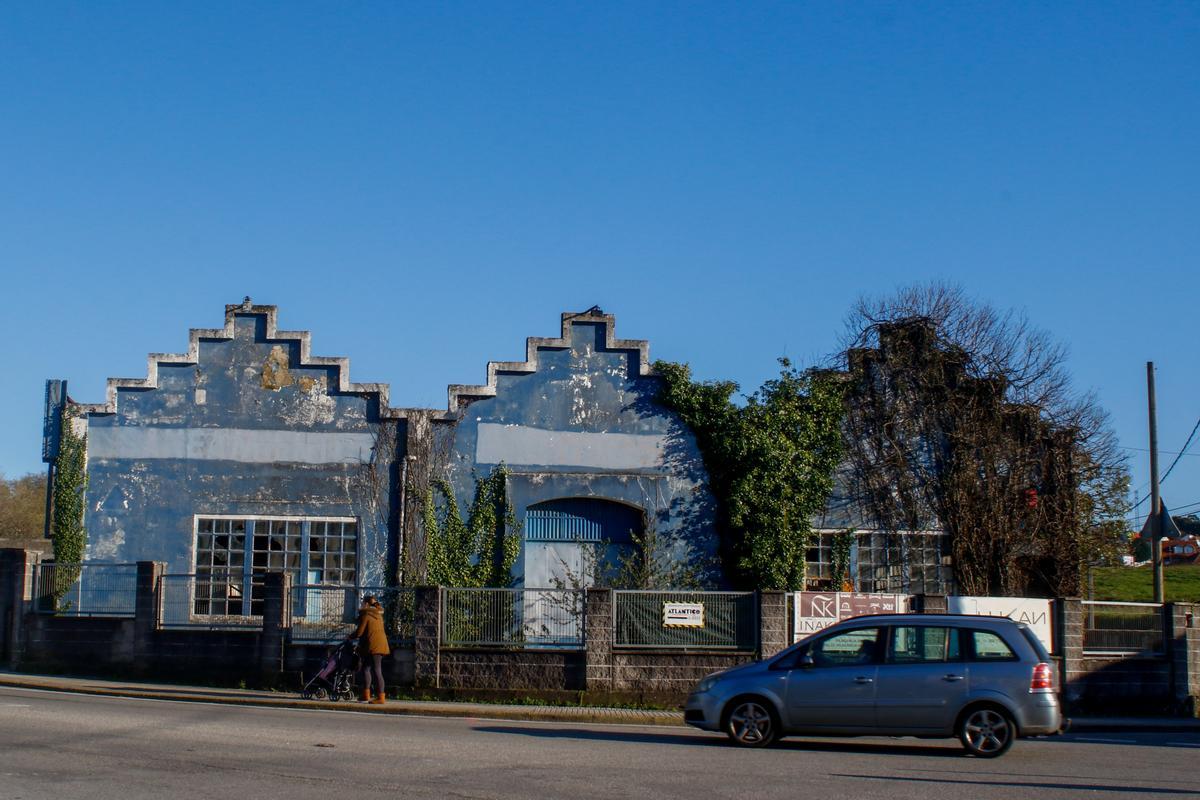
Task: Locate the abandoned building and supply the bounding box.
[43,300,956,613]
[48,301,723,611]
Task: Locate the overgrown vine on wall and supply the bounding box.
[421,464,519,587]
[654,358,846,590]
[50,405,88,606]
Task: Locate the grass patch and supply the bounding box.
[1088,565,1200,602]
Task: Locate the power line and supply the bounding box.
[1122,446,1200,457]
[1161,416,1200,483]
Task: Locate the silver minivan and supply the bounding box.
[684,613,1061,757]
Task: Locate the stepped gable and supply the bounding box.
[74,298,406,419]
[445,308,654,412]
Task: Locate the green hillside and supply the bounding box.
[1088,565,1200,602]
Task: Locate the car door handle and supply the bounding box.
[942,674,965,682]
[854,676,874,684]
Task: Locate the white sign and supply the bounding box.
[663,602,704,628]
[793,592,911,641]
[947,596,1053,652]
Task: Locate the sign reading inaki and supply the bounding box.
[947,596,1053,652]
[663,602,704,628]
[793,592,911,641]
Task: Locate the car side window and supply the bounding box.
[889,626,958,663]
[811,628,881,667]
[970,630,1018,661]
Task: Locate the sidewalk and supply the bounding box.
[0,671,682,726]
[2,671,1198,732]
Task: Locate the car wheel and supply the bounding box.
[958,706,1015,758]
[724,698,779,748]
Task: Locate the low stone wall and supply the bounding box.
[285,642,415,688]
[147,629,263,683]
[22,615,135,673]
[1068,655,1173,713]
[610,650,754,693]
[4,552,1200,713]
[439,648,586,691]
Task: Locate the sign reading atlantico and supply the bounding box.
[663,602,705,627]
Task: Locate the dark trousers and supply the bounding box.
[361,653,385,697]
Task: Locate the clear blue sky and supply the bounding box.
[2,2,1197,527]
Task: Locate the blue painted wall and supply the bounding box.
[80,310,400,585]
[440,319,720,588]
[70,304,720,591]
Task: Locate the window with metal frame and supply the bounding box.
[192,516,358,617]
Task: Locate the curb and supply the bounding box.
[0,674,684,727]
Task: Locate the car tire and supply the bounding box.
[957,705,1016,758]
[723,697,780,748]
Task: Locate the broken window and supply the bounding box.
[192,516,359,617]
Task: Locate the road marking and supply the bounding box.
[0,703,31,707]
[1073,736,1137,744]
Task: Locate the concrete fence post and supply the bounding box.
[0,549,36,669]
[412,586,441,689]
[259,571,292,677]
[1055,598,1084,708]
[133,561,165,670]
[1165,602,1200,715]
[585,588,613,691]
[757,591,789,658]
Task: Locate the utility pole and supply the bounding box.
[1147,362,1164,603]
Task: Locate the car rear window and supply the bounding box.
[970,630,1017,661]
[1018,625,1051,661]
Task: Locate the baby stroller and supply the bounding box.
[301,639,359,701]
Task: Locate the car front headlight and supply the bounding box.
[696,675,720,694]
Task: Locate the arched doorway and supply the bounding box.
[522,498,644,588]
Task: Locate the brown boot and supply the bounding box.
[370,693,386,705]
[359,689,372,703]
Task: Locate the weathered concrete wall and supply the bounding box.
[76,304,403,585]
[441,312,719,588]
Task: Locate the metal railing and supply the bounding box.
[1082,600,1164,655]
[158,572,262,630]
[32,562,137,617]
[290,586,416,644]
[442,587,585,648]
[614,590,758,650]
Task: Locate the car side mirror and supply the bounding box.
[799,653,815,668]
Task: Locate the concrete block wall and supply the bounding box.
[22,616,135,671]
[5,550,1197,712]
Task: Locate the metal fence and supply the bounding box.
[442,587,585,648]
[1082,600,1164,654]
[158,572,262,629]
[614,590,758,650]
[32,562,138,617]
[290,586,416,644]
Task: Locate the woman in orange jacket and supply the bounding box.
[350,595,390,704]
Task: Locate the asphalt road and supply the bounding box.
[2,686,1198,800]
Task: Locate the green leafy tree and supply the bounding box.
[0,472,47,540]
[655,358,845,590]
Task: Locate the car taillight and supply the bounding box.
[1030,662,1053,693]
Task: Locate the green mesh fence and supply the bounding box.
[614,591,758,650]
